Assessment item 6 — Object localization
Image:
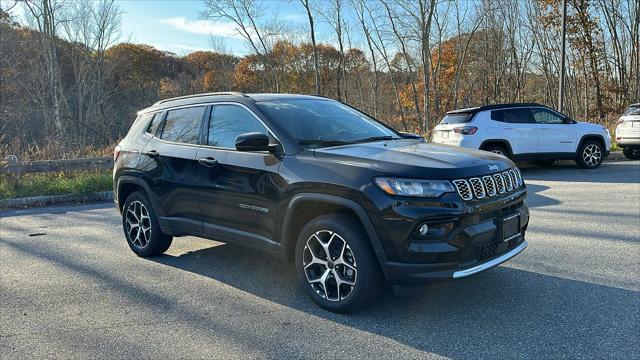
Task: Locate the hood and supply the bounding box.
[578,121,608,133]
[314,140,514,179]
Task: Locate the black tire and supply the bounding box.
[534,159,555,167]
[575,140,604,169]
[623,147,640,160]
[122,191,173,257]
[294,214,383,313]
[484,144,509,158]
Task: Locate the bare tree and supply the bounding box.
[299,0,320,95]
[203,0,281,91]
[23,0,67,139]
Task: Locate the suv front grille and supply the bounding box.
[453,168,523,201]
[452,179,473,201]
[469,178,486,199]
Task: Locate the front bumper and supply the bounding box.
[616,137,640,147]
[452,241,527,278]
[370,189,530,284]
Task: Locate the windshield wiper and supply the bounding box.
[352,136,397,143]
[298,139,352,147]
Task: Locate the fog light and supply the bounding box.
[419,223,429,236]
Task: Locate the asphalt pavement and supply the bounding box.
[1,160,639,359]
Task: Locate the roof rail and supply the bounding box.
[153,92,250,106]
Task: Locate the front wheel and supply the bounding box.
[295,214,383,313]
[623,147,640,160]
[576,141,604,169]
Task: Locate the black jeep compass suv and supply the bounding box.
[113,92,529,312]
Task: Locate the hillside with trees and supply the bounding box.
[0,0,638,159]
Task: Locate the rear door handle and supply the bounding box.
[143,150,159,158]
[198,157,218,167]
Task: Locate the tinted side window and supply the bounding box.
[160,107,204,144]
[491,109,533,124]
[531,108,564,124]
[207,105,267,148]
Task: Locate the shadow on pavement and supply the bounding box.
[150,240,639,359]
[524,183,560,208]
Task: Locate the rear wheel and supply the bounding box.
[295,214,383,313]
[622,147,640,160]
[576,140,604,169]
[484,144,509,158]
[122,191,173,257]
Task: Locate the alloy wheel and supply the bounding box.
[303,230,357,302]
[125,200,152,249]
[582,144,602,167]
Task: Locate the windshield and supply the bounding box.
[256,99,399,147]
[623,106,640,116]
[440,112,474,124]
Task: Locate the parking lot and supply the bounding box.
[1,160,639,359]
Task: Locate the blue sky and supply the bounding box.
[116,0,314,55]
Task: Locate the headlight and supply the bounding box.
[374,178,454,197]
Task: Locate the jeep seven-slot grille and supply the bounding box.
[453,168,523,201]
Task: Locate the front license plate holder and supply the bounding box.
[503,214,521,242]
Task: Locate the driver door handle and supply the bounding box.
[198,157,218,167]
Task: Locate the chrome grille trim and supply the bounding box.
[454,168,523,201]
[452,179,473,201]
[508,170,518,188]
[502,172,513,191]
[494,173,506,194]
[482,175,497,196]
[514,168,523,186]
[469,178,486,199]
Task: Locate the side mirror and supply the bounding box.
[400,132,424,140]
[563,117,575,124]
[235,132,271,152]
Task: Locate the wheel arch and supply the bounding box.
[280,193,387,265]
[115,175,159,214]
[480,139,513,156]
[577,134,606,154]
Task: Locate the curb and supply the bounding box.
[0,191,113,210]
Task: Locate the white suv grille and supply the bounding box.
[453,168,524,201]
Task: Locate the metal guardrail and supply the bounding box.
[0,156,113,175]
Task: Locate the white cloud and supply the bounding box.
[158,17,241,38]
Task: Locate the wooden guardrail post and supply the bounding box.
[2,155,20,187]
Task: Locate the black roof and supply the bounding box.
[139,92,328,114]
[447,103,548,115]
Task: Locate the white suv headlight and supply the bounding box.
[374,178,454,197]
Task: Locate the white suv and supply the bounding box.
[432,103,611,169]
[615,103,640,160]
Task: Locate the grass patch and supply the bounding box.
[0,170,112,200]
